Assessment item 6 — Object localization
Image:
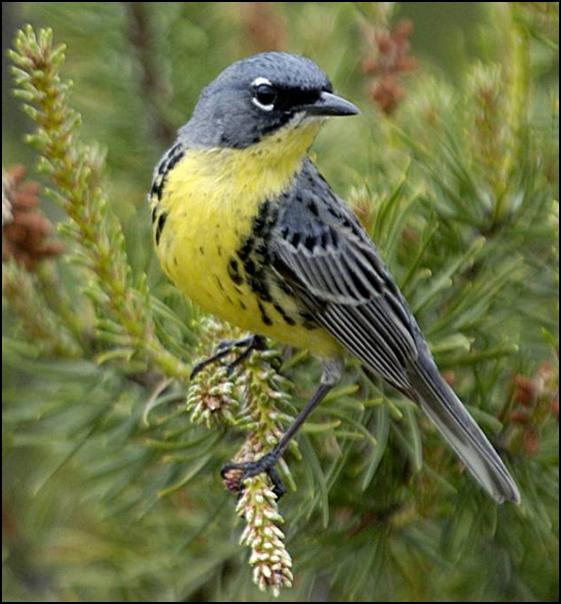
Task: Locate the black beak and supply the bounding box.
[304,91,360,117]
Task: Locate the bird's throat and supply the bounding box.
[209,118,323,200]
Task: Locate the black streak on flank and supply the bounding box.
[237,237,254,262]
[258,301,273,326]
[151,179,164,201]
[155,211,168,245]
[235,198,279,310]
[300,311,317,330]
[252,200,270,238]
[228,258,243,286]
[151,145,185,202]
[166,150,184,172]
[248,275,272,302]
[255,242,269,258]
[244,258,256,275]
[275,275,294,296]
[273,302,296,326]
[166,143,181,157]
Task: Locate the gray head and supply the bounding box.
[179,52,358,149]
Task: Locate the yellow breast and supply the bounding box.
[152,120,338,355]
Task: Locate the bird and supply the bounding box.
[149,51,520,504]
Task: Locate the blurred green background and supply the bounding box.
[2,3,559,602]
[0,2,529,179]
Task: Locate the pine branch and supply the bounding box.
[3,259,80,358]
[2,5,558,602]
[9,25,190,381]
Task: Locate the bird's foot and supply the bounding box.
[190,334,266,379]
[221,451,286,499]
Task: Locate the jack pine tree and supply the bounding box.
[2,3,558,602]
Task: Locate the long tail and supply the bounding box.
[406,353,521,504]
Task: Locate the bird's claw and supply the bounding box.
[221,453,286,499]
[190,335,266,380]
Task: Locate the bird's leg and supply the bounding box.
[190,334,266,379]
[221,358,343,498]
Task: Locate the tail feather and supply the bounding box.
[406,354,521,504]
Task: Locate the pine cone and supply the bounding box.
[2,165,63,270]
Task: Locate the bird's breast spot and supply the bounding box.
[214,275,225,292]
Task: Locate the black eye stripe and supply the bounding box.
[252,83,325,112]
[273,87,321,111]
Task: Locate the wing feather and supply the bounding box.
[272,188,419,392]
[269,161,520,503]
[320,304,410,390]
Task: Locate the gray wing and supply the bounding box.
[271,161,521,504]
[271,161,420,394]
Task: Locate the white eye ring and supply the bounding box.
[251,76,275,112]
[252,77,273,87]
[252,98,274,111]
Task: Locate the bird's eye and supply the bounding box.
[251,78,277,111]
[255,84,276,106]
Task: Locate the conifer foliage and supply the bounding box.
[2,3,558,601]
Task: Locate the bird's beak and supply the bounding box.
[304,91,360,117]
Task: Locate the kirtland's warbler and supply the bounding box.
[149,52,520,504]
